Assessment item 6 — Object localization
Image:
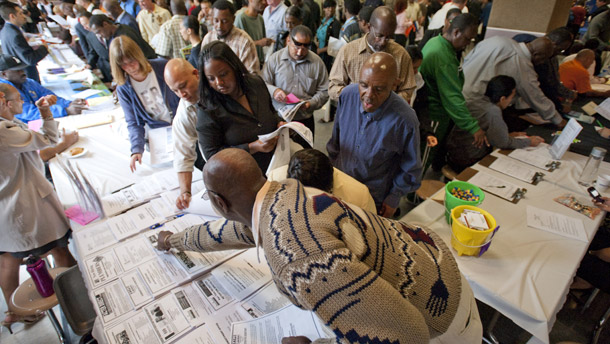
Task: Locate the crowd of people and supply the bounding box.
[1,0,610,342]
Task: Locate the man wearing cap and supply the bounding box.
[0,56,87,122]
[0,2,48,83]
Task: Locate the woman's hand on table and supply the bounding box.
[593,197,610,212]
[176,191,192,210]
[249,137,279,154]
[529,136,545,147]
[156,231,173,251]
[130,153,142,172]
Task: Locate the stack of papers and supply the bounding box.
[458,209,489,231]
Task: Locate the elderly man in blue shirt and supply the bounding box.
[327,52,421,218]
[0,56,87,123]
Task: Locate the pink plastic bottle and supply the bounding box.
[25,255,55,297]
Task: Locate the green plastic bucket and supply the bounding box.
[444,181,485,223]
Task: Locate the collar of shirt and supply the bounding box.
[280,47,312,65]
[251,180,271,259]
[341,16,357,31]
[358,34,374,54]
[517,42,531,60]
[116,11,126,22]
[358,94,393,121]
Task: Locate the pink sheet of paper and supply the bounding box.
[28,119,43,132]
[286,93,301,104]
[65,205,99,226]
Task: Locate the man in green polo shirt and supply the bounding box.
[420,13,486,172]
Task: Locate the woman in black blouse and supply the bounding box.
[197,41,281,173]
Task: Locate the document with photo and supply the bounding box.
[120,270,154,308]
[144,294,192,343]
[193,274,235,312]
[92,280,136,324]
[240,281,291,318]
[105,310,161,344]
[168,285,209,327]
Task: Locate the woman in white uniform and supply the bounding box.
[0,82,76,333]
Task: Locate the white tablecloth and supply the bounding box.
[403,149,609,344]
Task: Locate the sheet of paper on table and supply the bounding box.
[148,126,174,165]
[595,98,610,121]
[487,157,538,183]
[508,144,556,170]
[549,118,583,160]
[186,189,221,218]
[201,302,250,344]
[231,304,333,344]
[73,222,118,257]
[105,310,161,344]
[72,88,103,99]
[468,171,522,201]
[173,325,216,344]
[526,205,587,242]
[210,248,273,301]
[581,101,598,116]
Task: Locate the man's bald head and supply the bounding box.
[164,58,200,103]
[367,6,396,52]
[527,36,554,65]
[576,48,596,69]
[203,148,266,225]
[359,52,398,113]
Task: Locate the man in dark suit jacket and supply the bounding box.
[89,15,157,59]
[102,0,141,35]
[0,2,48,83]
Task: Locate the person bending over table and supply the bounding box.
[267,148,377,212]
[197,41,281,174]
[109,36,180,172]
[559,49,610,99]
[446,75,545,173]
[156,148,482,344]
[0,84,76,333]
[0,55,87,123]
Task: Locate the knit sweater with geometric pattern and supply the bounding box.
[171,179,462,343]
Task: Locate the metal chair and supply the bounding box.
[53,266,97,343]
[581,288,610,344]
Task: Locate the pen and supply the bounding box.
[596,120,604,128]
[150,223,164,230]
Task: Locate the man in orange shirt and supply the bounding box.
[559,49,610,98]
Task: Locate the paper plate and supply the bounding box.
[65,147,88,158]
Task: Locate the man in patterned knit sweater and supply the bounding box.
[157,148,482,343]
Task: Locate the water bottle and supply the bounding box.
[578,147,607,186]
[25,255,55,298]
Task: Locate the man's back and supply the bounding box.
[260,179,462,340]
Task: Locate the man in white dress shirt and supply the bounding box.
[164,58,204,209]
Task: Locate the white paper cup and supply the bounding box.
[596,174,610,192]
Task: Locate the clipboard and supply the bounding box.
[456,167,527,204]
[478,155,544,185]
[497,149,561,172]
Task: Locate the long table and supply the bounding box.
[403,148,610,344]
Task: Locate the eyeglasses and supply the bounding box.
[202,189,221,200]
[291,36,310,48]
